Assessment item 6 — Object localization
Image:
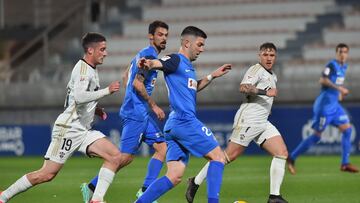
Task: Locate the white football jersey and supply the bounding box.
[54,60,100,130]
[235,63,277,126]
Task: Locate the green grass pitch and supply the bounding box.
[0,155,359,203]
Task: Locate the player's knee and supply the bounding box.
[275,148,288,159]
[167,174,182,186]
[211,153,226,164]
[110,152,123,168]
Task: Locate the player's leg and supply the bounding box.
[83,118,145,202]
[138,118,166,198]
[333,106,358,173]
[288,113,328,174]
[258,122,288,203]
[83,131,122,202]
[186,124,256,203]
[0,160,63,203]
[135,139,187,203]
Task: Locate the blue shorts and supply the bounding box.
[164,116,219,164]
[312,104,350,132]
[120,116,165,154]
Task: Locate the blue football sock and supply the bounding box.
[291,134,320,160]
[143,158,163,188]
[207,161,224,203]
[136,176,173,203]
[89,176,99,190]
[341,127,352,165]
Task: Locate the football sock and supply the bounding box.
[135,176,173,203]
[89,176,99,191]
[290,134,320,160]
[207,161,224,203]
[143,158,163,188]
[0,175,32,202]
[270,156,286,195]
[91,167,114,201]
[341,127,352,165]
[195,162,210,185]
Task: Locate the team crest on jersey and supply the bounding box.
[188,78,197,90]
[151,78,157,87]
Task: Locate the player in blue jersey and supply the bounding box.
[287,43,358,174]
[80,21,169,203]
[135,26,231,203]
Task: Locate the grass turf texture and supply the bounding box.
[0,155,359,203]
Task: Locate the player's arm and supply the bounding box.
[138,54,179,74]
[73,74,120,104]
[122,64,131,89]
[133,73,165,121]
[138,58,164,70]
[197,64,232,92]
[239,84,277,97]
[239,67,276,97]
[319,66,349,95]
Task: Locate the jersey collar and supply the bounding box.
[81,59,96,69]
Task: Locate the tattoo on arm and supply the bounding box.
[134,74,155,107]
[240,84,259,95]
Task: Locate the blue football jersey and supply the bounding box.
[120,46,159,121]
[314,59,348,114]
[159,53,197,118]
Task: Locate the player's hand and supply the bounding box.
[211,64,232,79]
[151,104,165,121]
[266,88,277,97]
[137,58,151,70]
[95,107,107,120]
[108,81,120,94]
[338,86,349,96]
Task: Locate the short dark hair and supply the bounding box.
[259,42,277,52]
[336,43,349,52]
[148,20,169,35]
[181,26,207,39]
[81,32,106,53]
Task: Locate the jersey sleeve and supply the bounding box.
[322,61,334,77]
[159,54,180,74]
[241,66,261,85]
[137,55,157,78]
[73,66,110,104]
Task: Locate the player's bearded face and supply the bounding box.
[153,27,168,51]
[336,47,349,63]
[93,41,107,65]
[189,37,205,61]
[259,48,276,70]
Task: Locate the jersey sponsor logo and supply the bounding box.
[188,78,197,90]
[335,77,344,85]
[160,55,171,61]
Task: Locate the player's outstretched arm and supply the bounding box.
[239,84,277,97]
[133,74,165,121]
[137,58,164,70]
[74,81,120,104]
[197,64,232,92]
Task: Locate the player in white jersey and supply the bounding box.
[186,43,288,203]
[0,33,121,203]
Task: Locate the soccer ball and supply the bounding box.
[234,201,247,203]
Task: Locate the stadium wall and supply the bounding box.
[0,106,359,156]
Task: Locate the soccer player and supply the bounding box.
[186,43,288,203]
[135,26,232,203]
[287,43,358,174]
[80,21,169,203]
[0,32,121,203]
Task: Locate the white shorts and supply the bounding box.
[44,124,105,164]
[229,121,281,147]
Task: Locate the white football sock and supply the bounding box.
[270,156,286,195]
[92,167,115,201]
[194,162,210,185]
[0,175,33,202]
